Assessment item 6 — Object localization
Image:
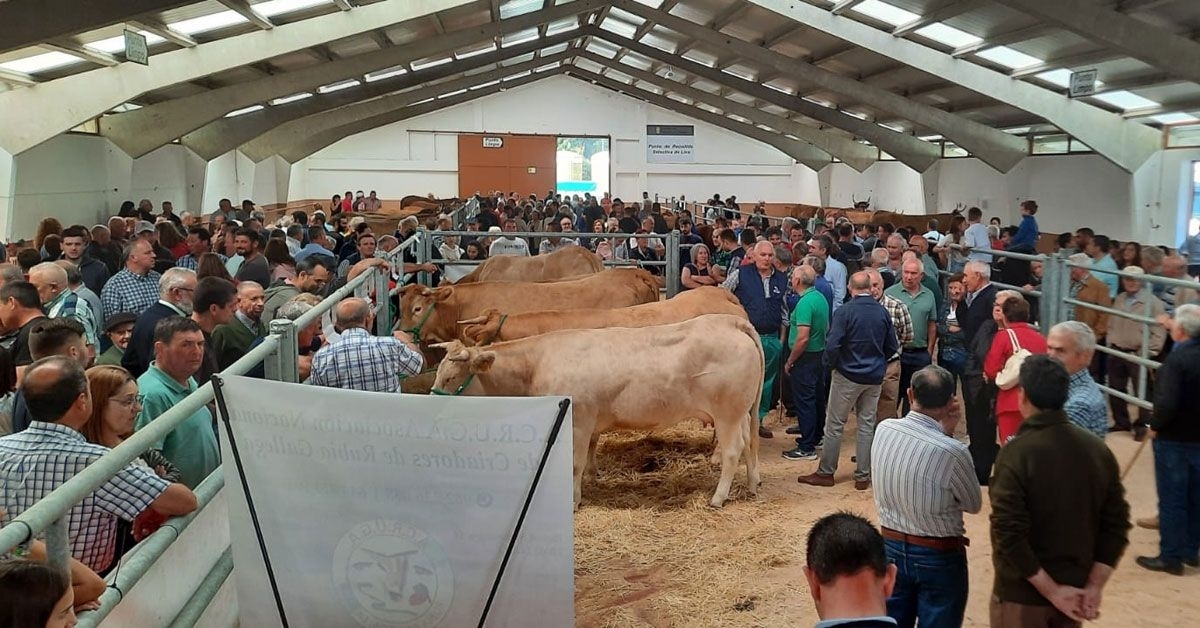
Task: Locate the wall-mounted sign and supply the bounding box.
[124,30,149,65]
[1068,69,1098,98]
[527,167,537,174]
[482,136,504,148]
[646,124,694,163]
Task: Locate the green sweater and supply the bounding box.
[989,410,1130,605]
[211,317,266,371]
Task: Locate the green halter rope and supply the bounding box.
[429,314,508,396]
[402,301,437,343]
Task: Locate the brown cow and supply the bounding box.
[455,246,604,284]
[399,268,660,343]
[431,314,763,508]
[457,286,746,345]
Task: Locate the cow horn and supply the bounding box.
[456,315,488,325]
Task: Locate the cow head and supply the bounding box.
[429,341,495,395]
[456,308,503,346]
[398,284,454,341]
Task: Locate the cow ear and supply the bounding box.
[470,351,496,373]
[430,287,453,302]
[459,324,483,346]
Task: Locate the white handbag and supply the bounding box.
[994,328,1031,391]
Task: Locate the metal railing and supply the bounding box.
[1,232,422,626]
[683,201,805,230]
[416,228,684,297]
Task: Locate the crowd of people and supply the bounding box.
[0,189,1197,627]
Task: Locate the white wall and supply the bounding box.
[297,75,823,204]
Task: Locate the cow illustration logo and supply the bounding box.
[332,520,454,627]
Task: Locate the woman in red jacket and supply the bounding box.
[985,291,1048,444]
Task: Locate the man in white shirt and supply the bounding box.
[961,206,992,263]
[873,365,981,627]
[488,218,530,257]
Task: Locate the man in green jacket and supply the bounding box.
[989,355,1130,627]
[210,281,266,370]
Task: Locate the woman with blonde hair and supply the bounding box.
[81,365,180,481]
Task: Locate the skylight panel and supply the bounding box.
[1093,90,1159,111]
[412,56,452,71]
[318,79,361,93]
[0,51,82,74]
[1153,112,1199,125]
[455,44,496,60]
[844,110,869,120]
[225,104,264,117]
[365,66,407,82]
[599,18,639,39]
[545,18,580,37]
[499,0,542,19]
[880,122,905,132]
[271,92,312,105]
[1034,69,1072,88]
[471,79,501,90]
[918,134,943,141]
[976,46,1042,70]
[501,29,539,48]
[439,88,468,99]
[171,11,248,36]
[502,70,532,81]
[914,23,980,48]
[85,32,166,54]
[851,0,919,27]
[541,42,570,56]
[255,0,331,18]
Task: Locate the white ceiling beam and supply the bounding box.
[744,0,1162,172]
[999,0,1200,85]
[950,24,1051,58]
[330,0,354,10]
[41,41,120,67]
[214,0,274,30]
[0,0,194,55]
[614,0,1027,172]
[830,0,869,16]
[0,0,481,155]
[892,0,984,38]
[126,19,197,48]
[1007,49,1121,79]
[0,68,38,87]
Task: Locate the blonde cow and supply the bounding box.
[398,268,659,343]
[432,314,764,508]
[456,286,747,345]
[455,246,604,284]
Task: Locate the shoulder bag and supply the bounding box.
[994,328,1031,390]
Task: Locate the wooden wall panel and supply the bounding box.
[457,133,555,198]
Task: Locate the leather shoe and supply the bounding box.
[1133,425,1148,442]
[1108,426,1130,433]
[785,426,802,435]
[1137,515,1159,530]
[1136,555,1183,575]
[798,473,835,487]
[854,479,871,491]
[1187,556,1200,568]
[758,426,773,439]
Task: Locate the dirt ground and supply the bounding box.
[573,411,1190,627]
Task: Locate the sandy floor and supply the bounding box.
[573,411,1190,627]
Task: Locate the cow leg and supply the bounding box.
[743,413,760,496]
[572,425,592,509]
[586,432,601,481]
[710,418,742,508]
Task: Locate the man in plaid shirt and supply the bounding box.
[100,239,161,321]
[0,356,197,572]
[869,268,914,423]
[309,297,423,392]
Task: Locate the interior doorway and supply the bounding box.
[555,136,610,198]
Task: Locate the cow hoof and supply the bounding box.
[709,498,726,509]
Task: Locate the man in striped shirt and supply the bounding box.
[873,364,981,628]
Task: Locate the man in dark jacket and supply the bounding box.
[1137,303,1200,575]
[957,260,999,484]
[122,268,196,377]
[60,225,110,295]
[799,271,898,490]
[990,355,1129,626]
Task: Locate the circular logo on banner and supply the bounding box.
[332,520,454,627]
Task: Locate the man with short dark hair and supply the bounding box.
[295,225,336,263]
[136,317,221,488]
[100,239,161,321]
[262,255,335,322]
[122,267,197,377]
[962,207,991,264]
[811,235,847,310]
[8,317,92,433]
[0,281,49,370]
[59,225,110,295]
[233,228,271,288]
[0,356,198,571]
[804,512,898,627]
[1086,235,1120,299]
[309,297,423,392]
[190,277,238,385]
[873,365,980,627]
[989,355,1129,626]
[175,227,225,271]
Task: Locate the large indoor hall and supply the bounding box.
[2,0,1200,626]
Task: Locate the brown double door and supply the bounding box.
[458,133,556,199]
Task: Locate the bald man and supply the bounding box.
[29,262,98,358]
[308,297,423,392]
[210,281,266,370]
[724,240,790,439]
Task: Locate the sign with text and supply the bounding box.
[124,30,149,65]
[216,376,574,628]
[482,136,504,148]
[646,124,695,163]
[1069,69,1098,98]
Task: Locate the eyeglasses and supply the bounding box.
[112,394,144,408]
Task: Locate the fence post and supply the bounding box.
[1039,256,1058,327]
[417,227,434,287]
[45,516,70,573]
[265,319,299,383]
[666,229,681,297]
[1137,290,1153,404]
[373,267,391,336]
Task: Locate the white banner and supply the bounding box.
[215,375,575,628]
[646,124,695,163]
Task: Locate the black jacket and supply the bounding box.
[957,283,997,346]
[74,256,111,296]
[1152,339,1200,442]
[123,302,181,377]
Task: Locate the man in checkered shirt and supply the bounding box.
[0,356,197,572]
[308,297,424,392]
[100,239,162,322]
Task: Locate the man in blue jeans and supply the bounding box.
[782,265,830,460]
[1138,303,1200,575]
[872,365,981,627]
